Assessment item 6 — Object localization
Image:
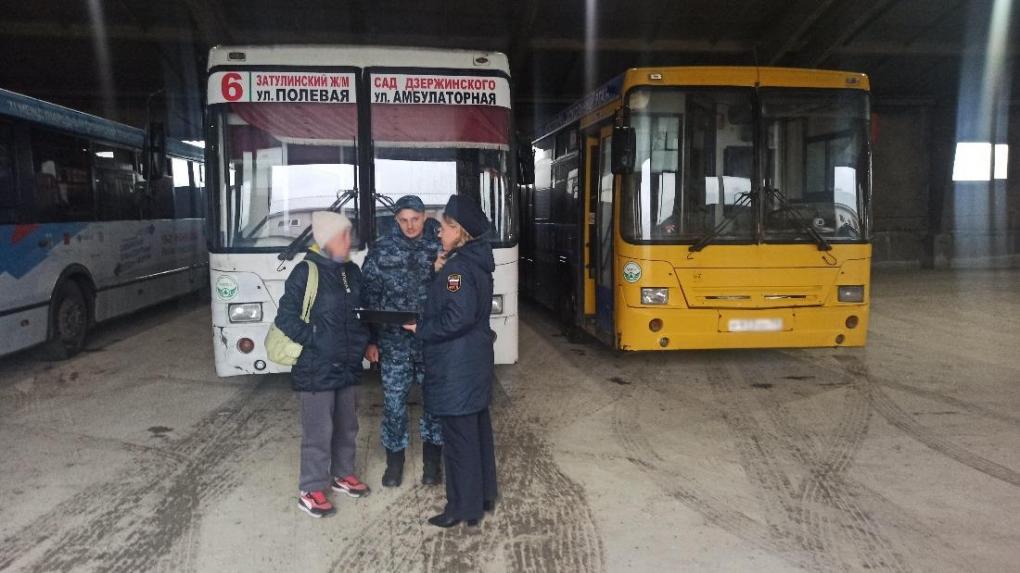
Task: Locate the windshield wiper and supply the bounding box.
[278,139,360,267]
[689,191,754,252]
[764,187,832,251]
[277,189,358,266]
[373,193,396,214]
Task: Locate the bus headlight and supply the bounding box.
[491,294,504,315]
[837,286,865,303]
[641,288,669,305]
[228,303,263,323]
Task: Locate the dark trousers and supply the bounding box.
[439,408,498,520]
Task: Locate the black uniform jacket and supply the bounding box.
[417,237,496,416]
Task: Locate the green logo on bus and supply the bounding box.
[215,275,239,300]
[622,262,642,283]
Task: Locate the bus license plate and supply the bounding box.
[728,318,784,332]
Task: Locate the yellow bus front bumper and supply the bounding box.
[616,304,869,350]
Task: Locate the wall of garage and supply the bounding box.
[870,102,1018,268]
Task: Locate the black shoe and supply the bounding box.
[382,449,405,488]
[422,442,442,486]
[483,500,496,513]
[427,513,479,528]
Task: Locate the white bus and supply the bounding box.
[205,45,520,377]
[0,88,207,359]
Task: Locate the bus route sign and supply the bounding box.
[208,71,358,105]
[370,75,510,108]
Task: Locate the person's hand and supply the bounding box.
[364,343,380,363]
[434,251,447,272]
[402,322,417,333]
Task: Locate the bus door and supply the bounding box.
[594,127,614,335]
[582,135,599,317]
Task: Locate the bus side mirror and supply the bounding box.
[517,138,535,185]
[611,125,636,174]
[144,122,167,180]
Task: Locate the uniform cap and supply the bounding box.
[393,195,426,213]
[443,195,490,238]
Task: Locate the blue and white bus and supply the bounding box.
[0,88,207,359]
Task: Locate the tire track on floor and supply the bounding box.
[704,358,837,571]
[801,342,1020,431]
[609,398,818,570]
[878,378,1020,429]
[0,377,290,572]
[541,325,818,568]
[833,355,1020,489]
[329,385,606,573]
[774,351,983,572]
[730,356,911,573]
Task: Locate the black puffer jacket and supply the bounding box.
[417,237,495,416]
[274,247,370,392]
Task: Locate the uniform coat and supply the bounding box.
[275,247,371,393]
[417,236,496,417]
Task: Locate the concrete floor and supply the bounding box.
[1,269,1019,572]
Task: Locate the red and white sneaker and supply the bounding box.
[298,491,336,518]
[332,475,371,498]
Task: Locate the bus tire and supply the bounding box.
[558,288,582,343]
[45,280,90,360]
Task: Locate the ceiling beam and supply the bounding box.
[837,41,1016,57]
[781,0,902,68]
[180,0,234,45]
[3,14,996,61]
[0,21,503,50]
[530,37,750,53]
[0,21,193,42]
[509,0,539,77]
[756,0,840,65]
[0,20,985,59]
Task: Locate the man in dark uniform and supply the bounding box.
[362,195,444,487]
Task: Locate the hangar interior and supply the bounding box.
[0,1,1018,572]
[3,0,1019,266]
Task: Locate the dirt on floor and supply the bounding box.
[1,268,1018,572]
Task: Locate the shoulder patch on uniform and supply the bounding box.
[447,273,462,293]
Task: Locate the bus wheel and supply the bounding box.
[558,290,581,343]
[45,281,90,360]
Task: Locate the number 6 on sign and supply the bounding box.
[221,72,244,102]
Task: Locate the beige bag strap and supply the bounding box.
[300,260,319,324]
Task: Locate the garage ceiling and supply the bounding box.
[0,0,1016,138]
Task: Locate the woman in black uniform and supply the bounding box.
[403,195,497,528]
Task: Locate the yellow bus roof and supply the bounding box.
[621,66,869,91]
[537,66,869,139]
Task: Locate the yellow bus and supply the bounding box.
[519,67,871,350]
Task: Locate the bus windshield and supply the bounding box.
[369,78,514,246]
[620,87,870,245]
[762,89,870,242]
[621,88,756,244]
[209,72,517,251]
[209,102,361,250]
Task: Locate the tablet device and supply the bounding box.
[354,308,418,325]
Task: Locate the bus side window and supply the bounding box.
[95,144,139,221]
[143,158,175,220]
[190,161,206,218]
[30,128,94,223]
[171,156,194,218]
[0,122,15,213]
